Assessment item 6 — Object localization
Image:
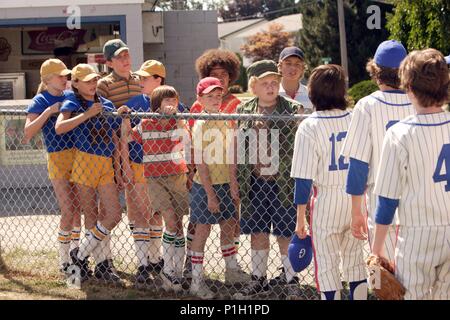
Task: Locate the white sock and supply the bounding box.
[91,233,106,265]
[133,228,150,267]
[174,236,186,276]
[78,222,108,260]
[101,234,112,261]
[186,232,195,259]
[222,244,238,270]
[235,236,240,248]
[149,225,163,264]
[162,231,176,274]
[191,251,204,280]
[252,249,269,279]
[282,254,296,283]
[70,227,81,251]
[58,230,71,265]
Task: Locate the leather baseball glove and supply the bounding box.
[366,254,406,300]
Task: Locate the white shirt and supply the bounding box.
[279,81,314,110]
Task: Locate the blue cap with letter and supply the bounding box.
[288,234,313,272]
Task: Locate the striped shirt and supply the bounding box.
[340,90,414,185]
[97,71,141,108]
[291,109,352,188]
[131,118,188,178]
[374,112,450,227]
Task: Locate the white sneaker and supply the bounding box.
[225,267,252,285]
[190,279,215,299]
[160,270,183,292]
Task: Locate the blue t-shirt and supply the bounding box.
[60,95,121,158]
[124,94,188,163]
[26,90,75,153]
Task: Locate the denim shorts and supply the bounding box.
[240,175,296,237]
[189,182,236,225]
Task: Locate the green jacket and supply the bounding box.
[236,96,304,218]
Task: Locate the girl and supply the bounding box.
[291,64,367,300]
[23,58,81,274]
[55,64,124,283]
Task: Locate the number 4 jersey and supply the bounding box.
[374,112,450,227]
[291,109,352,187]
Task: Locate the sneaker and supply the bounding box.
[285,278,302,299]
[225,267,252,285]
[107,259,118,274]
[136,265,151,285]
[69,248,89,282]
[160,270,183,292]
[146,258,164,274]
[233,276,270,299]
[94,260,122,284]
[190,279,215,299]
[59,262,70,275]
[183,257,192,279]
[269,267,300,287]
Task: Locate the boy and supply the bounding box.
[189,77,250,299]
[372,48,449,300]
[121,85,190,291]
[233,60,302,299]
[278,46,313,110]
[291,64,367,300]
[340,40,414,262]
[96,39,142,274]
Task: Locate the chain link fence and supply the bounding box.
[0,102,372,300]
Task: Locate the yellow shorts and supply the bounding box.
[71,150,114,188]
[47,148,75,180]
[131,161,146,184]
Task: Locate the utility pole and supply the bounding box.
[337,0,349,87]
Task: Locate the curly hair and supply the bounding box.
[195,49,241,84]
[366,59,401,89]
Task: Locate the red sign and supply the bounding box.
[27,27,86,52]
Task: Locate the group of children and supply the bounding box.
[24,37,449,300]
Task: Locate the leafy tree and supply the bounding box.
[241,23,295,62]
[298,0,392,85]
[219,0,299,21]
[386,0,450,54]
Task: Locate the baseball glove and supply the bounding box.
[366,254,406,300]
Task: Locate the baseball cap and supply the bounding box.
[288,234,313,273]
[196,77,223,95]
[279,46,305,62]
[246,60,281,79]
[103,39,129,61]
[71,64,100,82]
[445,55,450,65]
[374,40,407,68]
[135,60,166,78]
[40,59,71,78]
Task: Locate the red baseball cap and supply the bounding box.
[196,77,223,95]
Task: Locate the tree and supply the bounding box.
[219,0,299,21]
[298,0,392,86]
[241,23,295,62]
[386,0,450,54]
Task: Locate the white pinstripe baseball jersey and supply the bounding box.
[374,112,450,227]
[340,90,414,185]
[291,109,352,187]
[291,109,367,292]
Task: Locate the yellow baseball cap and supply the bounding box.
[135,60,166,78]
[71,64,100,82]
[40,59,71,78]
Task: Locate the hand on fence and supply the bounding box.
[85,103,103,118]
[48,102,62,115]
[160,105,177,115]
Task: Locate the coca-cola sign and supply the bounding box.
[24,27,86,53]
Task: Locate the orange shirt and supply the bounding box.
[188,93,240,128]
[131,118,188,178]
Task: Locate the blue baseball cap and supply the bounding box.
[279,46,305,62]
[374,40,407,68]
[288,234,313,273]
[445,55,450,65]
